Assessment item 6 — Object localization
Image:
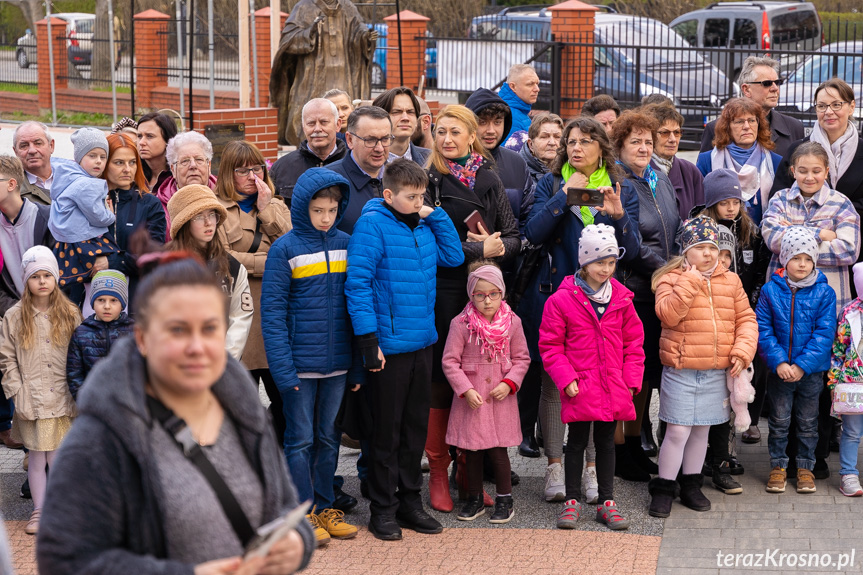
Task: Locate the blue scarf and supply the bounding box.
[620,161,658,196]
[727,143,757,167]
[237,193,257,213]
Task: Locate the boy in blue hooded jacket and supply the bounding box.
[757,226,837,494]
[261,167,361,544]
[345,158,464,541]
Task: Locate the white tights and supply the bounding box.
[28,450,57,510]
[657,423,709,480]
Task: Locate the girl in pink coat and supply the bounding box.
[539,224,645,531]
[443,261,530,524]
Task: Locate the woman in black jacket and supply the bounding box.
[612,110,681,481]
[423,105,520,513]
[101,133,168,310]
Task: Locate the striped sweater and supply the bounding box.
[762,183,860,313]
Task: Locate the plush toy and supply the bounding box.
[727,363,755,432]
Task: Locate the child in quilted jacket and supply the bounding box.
[443,261,530,524]
[648,216,758,518]
[827,263,863,498]
[757,227,836,495]
[539,224,645,531]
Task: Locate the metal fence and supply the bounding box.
[0,37,37,87]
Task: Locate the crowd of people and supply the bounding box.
[0,53,861,572]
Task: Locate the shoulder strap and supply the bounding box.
[553,174,561,195]
[146,395,256,546]
[247,217,264,254]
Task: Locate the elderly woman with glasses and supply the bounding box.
[772,78,863,230]
[157,131,217,241]
[215,141,291,433]
[696,97,782,225]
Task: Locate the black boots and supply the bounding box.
[647,477,678,518]
[615,443,650,482]
[679,473,711,512]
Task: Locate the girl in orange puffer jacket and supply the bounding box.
[647,216,758,519]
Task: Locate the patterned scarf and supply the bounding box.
[561,161,611,225]
[620,161,659,197]
[446,152,484,191]
[459,300,514,361]
[652,153,673,175]
[810,120,859,189]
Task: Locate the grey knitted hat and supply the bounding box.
[71,127,109,165]
[779,226,819,269]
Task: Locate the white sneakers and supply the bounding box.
[840,474,863,497]
[544,462,566,502]
[583,465,599,504]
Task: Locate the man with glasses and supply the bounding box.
[329,106,394,235]
[372,87,430,167]
[701,56,804,157]
[271,98,348,208]
[158,131,216,241]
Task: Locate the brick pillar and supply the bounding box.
[36,17,68,110]
[548,0,597,119]
[384,10,429,91]
[253,7,288,108]
[134,10,170,110]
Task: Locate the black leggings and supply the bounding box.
[565,420,616,502]
[466,447,511,496]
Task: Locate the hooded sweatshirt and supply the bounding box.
[498,81,532,141]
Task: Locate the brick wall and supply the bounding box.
[384,10,429,92]
[192,107,280,161]
[549,0,597,119]
[0,92,39,116]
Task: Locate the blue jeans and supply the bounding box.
[839,413,863,476]
[282,373,347,510]
[767,370,822,470]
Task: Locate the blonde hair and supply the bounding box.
[18,283,81,350]
[428,105,493,173]
[651,256,686,293]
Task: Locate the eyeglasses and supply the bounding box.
[192,211,219,224]
[657,129,682,138]
[349,133,396,149]
[0,179,9,183]
[731,118,759,127]
[234,165,265,178]
[472,291,503,302]
[566,138,595,148]
[815,101,850,113]
[175,156,209,168]
[390,108,417,118]
[746,79,784,87]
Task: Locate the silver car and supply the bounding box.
[15,13,95,68]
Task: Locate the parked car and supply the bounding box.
[370,23,437,89]
[776,41,863,128]
[15,13,96,68]
[669,1,822,79]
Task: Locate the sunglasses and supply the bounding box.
[746,79,784,88]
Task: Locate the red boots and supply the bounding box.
[425,408,454,512]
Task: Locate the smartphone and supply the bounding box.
[464,210,488,235]
[566,187,604,207]
[244,500,312,559]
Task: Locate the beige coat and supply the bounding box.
[217,195,292,370]
[0,302,80,420]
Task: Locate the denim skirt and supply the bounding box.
[659,367,730,426]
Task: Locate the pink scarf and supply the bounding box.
[459,265,513,360]
[446,152,484,191]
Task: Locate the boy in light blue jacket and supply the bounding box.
[345,158,463,541]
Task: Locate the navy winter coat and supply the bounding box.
[261,168,359,393]
[66,312,135,399]
[756,270,837,374]
[345,199,464,356]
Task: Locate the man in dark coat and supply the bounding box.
[700,56,803,157]
[372,87,430,167]
[271,98,348,208]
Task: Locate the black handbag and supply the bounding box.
[508,175,558,312]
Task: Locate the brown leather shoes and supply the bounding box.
[741,425,761,444]
[0,429,23,450]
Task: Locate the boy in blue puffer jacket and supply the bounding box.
[261,167,362,544]
[345,158,464,541]
[757,227,836,495]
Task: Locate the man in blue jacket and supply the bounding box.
[498,64,540,145]
[345,159,463,541]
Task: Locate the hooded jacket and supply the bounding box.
[498,82,532,142]
[756,269,836,374]
[539,276,645,422]
[66,312,135,399]
[261,168,358,393]
[270,138,348,207]
[464,88,535,234]
[49,158,115,243]
[345,199,464,356]
[36,337,315,575]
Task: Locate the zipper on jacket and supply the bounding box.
[323,236,333,373]
[788,288,796,361]
[706,278,719,368]
[651,193,672,260]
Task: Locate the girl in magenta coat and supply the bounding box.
[443,262,530,524]
[539,224,645,531]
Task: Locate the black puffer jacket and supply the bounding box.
[270,138,348,207]
[66,312,135,399]
[616,166,681,302]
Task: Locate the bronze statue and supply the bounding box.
[270,0,377,146]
